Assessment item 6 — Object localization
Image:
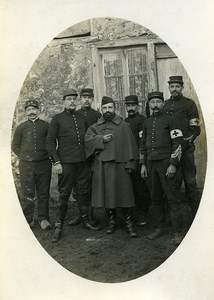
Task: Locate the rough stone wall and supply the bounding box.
[15,42,93,124]
[91,17,157,40]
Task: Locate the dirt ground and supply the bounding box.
[32,195,194,283]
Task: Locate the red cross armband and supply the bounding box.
[189,118,200,126]
[170,129,183,139]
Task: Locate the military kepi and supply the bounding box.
[168,76,184,84]
[63,88,78,99]
[101,96,114,106]
[148,91,164,101]
[125,95,139,104]
[25,99,39,109]
[80,88,94,97]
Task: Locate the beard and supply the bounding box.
[103,112,115,121]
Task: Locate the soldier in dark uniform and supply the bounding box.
[69,88,101,226]
[124,95,151,226]
[77,88,101,127]
[46,89,101,242]
[163,76,201,219]
[140,92,184,244]
[12,100,52,230]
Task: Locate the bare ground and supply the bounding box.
[32,197,193,283]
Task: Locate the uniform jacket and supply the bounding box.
[140,111,183,166]
[85,115,139,169]
[46,109,87,164]
[163,94,200,141]
[77,107,101,129]
[12,118,49,162]
[125,112,146,147]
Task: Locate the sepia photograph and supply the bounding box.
[1,1,214,299]
[11,17,207,282]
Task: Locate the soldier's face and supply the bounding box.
[25,106,39,120]
[125,103,138,116]
[102,103,115,119]
[81,95,93,108]
[168,83,183,98]
[64,95,77,111]
[149,98,164,114]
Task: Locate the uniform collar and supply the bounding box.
[170,93,183,101]
[127,112,140,119]
[81,107,92,111]
[64,108,77,114]
[98,114,122,125]
[151,110,165,117]
[28,117,39,122]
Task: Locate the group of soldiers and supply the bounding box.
[12,75,201,245]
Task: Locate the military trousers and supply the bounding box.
[181,144,201,216]
[131,166,151,217]
[19,159,51,224]
[147,159,183,233]
[55,161,91,228]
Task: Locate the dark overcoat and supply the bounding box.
[85,115,139,208]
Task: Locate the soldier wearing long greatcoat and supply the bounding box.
[85,96,139,237]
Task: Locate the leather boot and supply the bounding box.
[89,206,100,226]
[105,209,117,234]
[148,228,165,240]
[52,227,62,243]
[68,215,81,226]
[69,209,100,226]
[122,208,138,238]
[52,220,63,243]
[81,214,102,231]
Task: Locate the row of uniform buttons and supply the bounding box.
[33,123,37,153]
[168,101,175,115]
[73,114,81,145]
[151,117,156,151]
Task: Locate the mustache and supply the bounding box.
[128,110,135,113]
[151,107,160,110]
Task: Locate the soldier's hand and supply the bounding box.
[140,164,148,179]
[53,163,63,175]
[166,164,176,179]
[103,134,113,143]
